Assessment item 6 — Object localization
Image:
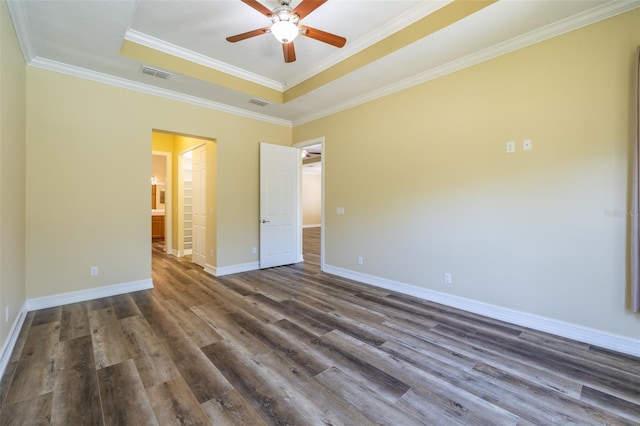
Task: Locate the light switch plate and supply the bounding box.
[523,139,532,151]
[337,207,345,215]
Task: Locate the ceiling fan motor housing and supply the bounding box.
[270,6,300,43]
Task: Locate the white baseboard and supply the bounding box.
[323,264,640,357]
[1,279,154,382]
[0,302,27,382]
[303,224,321,228]
[207,261,260,277]
[25,279,154,311]
[203,263,217,276]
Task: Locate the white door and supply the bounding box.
[260,143,300,268]
[191,145,206,267]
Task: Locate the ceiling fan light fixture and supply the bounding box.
[270,20,299,43]
[227,0,346,63]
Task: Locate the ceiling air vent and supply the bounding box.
[249,98,270,107]
[141,66,172,79]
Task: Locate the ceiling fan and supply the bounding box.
[226,0,347,63]
[301,148,321,158]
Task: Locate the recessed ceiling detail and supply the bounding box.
[283,0,498,103]
[7,0,637,125]
[121,0,498,105]
[120,38,285,104]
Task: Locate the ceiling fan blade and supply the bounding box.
[283,42,296,63]
[226,27,269,42]
[240,0,273,17]
[291,0,327,20]
[300,26,346,48]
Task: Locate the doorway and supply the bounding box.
[151,130,216,270]
[294,137,324,271]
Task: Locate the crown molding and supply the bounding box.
[126,3,453,92]
[284,0,453,88]
[13,0,639,127]
[293,0,640,126]
[6,0,35,63]
[124,29,284,92]
[28,57,292,127]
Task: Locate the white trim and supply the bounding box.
[210,261,260,277]
[27,57,292,128]
[0,302,28,381]
[284,1,452,89]
[303,224,321,228]
[323,264,640,357]
[6,0,34,63]
[203,263,217,276]
[293,0,640,126]
[126,3,450,93]
[18,0,638,129]
[124,30,284,92]
[11,0,637,128]
[294,137,325,269]
[1,279,153,378]
[25,279,154,311]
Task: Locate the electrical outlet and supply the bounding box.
[444,273,452,284]
[252,247,257,254]
[358,256,363,265]
[90,266,99,277]
[506,141,515,153]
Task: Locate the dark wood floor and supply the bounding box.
[1,227,639,425]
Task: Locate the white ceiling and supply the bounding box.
[7,0,639,126]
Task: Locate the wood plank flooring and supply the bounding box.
[1,227,639,425]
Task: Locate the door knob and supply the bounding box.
[261,219,270,223]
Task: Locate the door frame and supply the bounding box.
[152,150,172,255]
[293,136,325,271]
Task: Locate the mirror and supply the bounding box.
[151,184,166,210]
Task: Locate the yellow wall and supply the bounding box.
[26,67,290,299]
[302,172,321,226]
[0,0,26,346]
[294,9,640,339]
